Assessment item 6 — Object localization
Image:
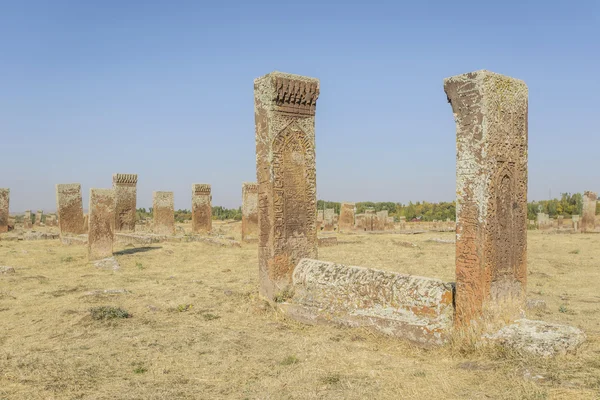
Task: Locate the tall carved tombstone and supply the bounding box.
[153,191,175,235]
[0,188,9,233]
[323,208,335,231]
[582,191,598,233]
[572,215,580,231]
[364,209,375,231]
[112,173,138,232]
[339,202,355,232]
[88,189,115,260]
[242,182,259,242]
[24,210,32,229]
[254,71,319,300]
[35,210,43,226]
[191,184,212,234]
[444,70,528,327]
[56,184,85,236]
[376,210,388,231]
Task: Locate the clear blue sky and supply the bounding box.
[2,0,599,212]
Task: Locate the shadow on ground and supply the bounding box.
[113,246,162,256]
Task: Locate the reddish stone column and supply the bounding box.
[242,182,259,242]
[339,203,355,232]
[0,189,9,233]
[255,71,319,301]
[445,70,528,327]
[153,191,174,235]
[113,173,138,232]
[88,189,115,260]
[191,184,212,234]
[582,191,597,233]
[56,183,85,236]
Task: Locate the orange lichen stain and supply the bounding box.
[410,306,437,317]
[268,254,294,281]
[441,290,454,305]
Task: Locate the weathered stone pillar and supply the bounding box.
[572,215,580,231]
[191,184,212,234]
[113,173,138,232]
[24,210,32,229]
[323,208,335,231]
[255,71,319,300]
[242,182,259,242]
[339,202,355,232]
[386,216,395,230]
[56,184,85,236]
[316,210,323,231]
[35,210,43,226]
[444,70,528,327]
[376,210,388,231]
[364,209,375,231]
[582,191,597,233]
[557,215,564,228]
[0,189,9,233]
[153,191,174,235]
[88,189,115,260]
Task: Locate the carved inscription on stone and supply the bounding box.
[192,184,212,234]
[255,71,319,301]
[112,173,138,232]
[88,188,115,260]
[242,182,259,241]
[444,70,528,327]
[56,183,85,236]
[153,191,175,235]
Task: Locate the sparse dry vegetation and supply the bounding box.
[1,222,599,399]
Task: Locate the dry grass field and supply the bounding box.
[1,223,599,399]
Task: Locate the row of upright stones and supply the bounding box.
[253,70,529,328]
[53,176,216,261]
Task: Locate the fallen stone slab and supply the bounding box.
[61,235,88,245]
[282,258,454,346]
[0,266,16,274]
[24,231,60,241]
[92,257,121,271]
[318,237,338,247]
[484,319,586,357]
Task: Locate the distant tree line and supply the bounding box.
[136,207,242,223]
[132,193,597,223]
[527,193,589,220]
[317,200,456,222]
